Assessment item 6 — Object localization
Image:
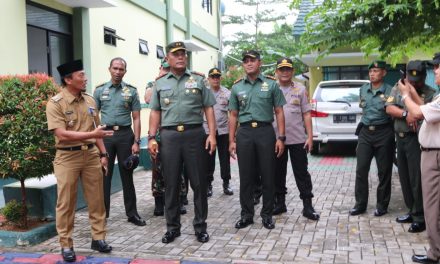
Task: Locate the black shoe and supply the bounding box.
[262,218,275,229]
[412,254,439,264]
[162,230,181,243]
[207,185,213,197]
[273,204,287,215]
[302,207,320,221]
[61,248,76,262]
[91,240,112,253]
[396,214,413,223]
[349,207,366,216]
[128,215,147,226]
[374,208,387,217]
[180,204,187,215]
[235,218,254,229]
[223,186,234,195]
[195,231,210,243]
[408,222,426,233]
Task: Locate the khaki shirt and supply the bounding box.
[93,81,141,126]
[385,83,436,133]
[273,82,311,145]
[203,86,230,135]
[46,88,100,148]
[149,69,216,126]
[359,82,393,125]
[419,94,440,148]
[229,74,286,123]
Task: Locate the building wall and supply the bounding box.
[193,0,219,38]
[31,0,72,13]
[191,37,219,75]
[0,0,28,74]
[173,0,185,16]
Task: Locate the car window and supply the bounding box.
[315,83,367,103]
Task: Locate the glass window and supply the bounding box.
[26,4,71,34]
[139,39,149,55]
[157,45,165,59]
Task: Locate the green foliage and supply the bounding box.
[291,0,440,64]
[221,65,245,88]
[0,74,59,181]
[1,200,25,226]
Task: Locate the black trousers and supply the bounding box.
[236,125,276,221]
[396,134,424,223]
[355,126,394,211]
[103,128,138,218]
[275,143,314,199]
[160,126,208,233]
[206,133,231,184]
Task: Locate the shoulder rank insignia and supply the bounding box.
[125,83,136,89]
[155,72,167,81]
[265,75,276,80]
[51,94,63,102]
[191,71,205,77]
[233,78,243,85]
[95,82,106,88]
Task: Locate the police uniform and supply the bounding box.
[385,61,435,228]
[149,64,216,236]
[352,61,394,216]
[203,68,233,196]
[229,68,286,224]
[93,80,142,221]
[46,60,109,259]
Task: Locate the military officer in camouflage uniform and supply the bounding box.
[229,50,286,230]
[94,57,146,226]
[385,60,435,233]
[350,60,394,217]
[148,41,217,244]
[145,60,188,216]
[272,57,320,221]
[46,60,113,262]
[203,67,234,197]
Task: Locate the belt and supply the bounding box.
[365,123,391,131]
[57,143,94,151]
[105,125,130,131]
[161,124,202,132]
[420,147,440,152]
[397,131,417,138]
[240,121,271,128]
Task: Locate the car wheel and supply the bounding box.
[311,142,320,155]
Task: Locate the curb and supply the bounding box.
[0,221,56,247]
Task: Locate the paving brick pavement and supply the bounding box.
[12,149,430,264]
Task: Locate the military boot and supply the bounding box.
[302,198,320,220]
[153,196,164,216]
[273,194,287,215]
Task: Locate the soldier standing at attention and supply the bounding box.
[350,60,394,217]
[148,41,217,244]
[385,60,435,233]
[399,52,440,264]
[272,57,319,220]
[93,57,146,226]
[46,60,113,262]
[229,50,286,230]
[204,67,234,197]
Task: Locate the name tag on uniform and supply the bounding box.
[161,86,172,91]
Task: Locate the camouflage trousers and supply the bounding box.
[151,152,188,198]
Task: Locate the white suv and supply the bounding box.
[310,80,370,155]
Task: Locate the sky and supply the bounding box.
[221,0,299,49]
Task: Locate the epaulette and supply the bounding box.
[191,71,205,77]
[233,78,243,85]
[95,82,106,88]
[82,92,94,98]
[155,72,167,81]
[50,94,63,102]
[125,83,137,89]
[265,75,276,80]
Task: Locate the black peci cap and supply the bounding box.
[57,60,83,77]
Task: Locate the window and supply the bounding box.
[156,45,165,59]
[139,39,149,55]
[202,0,213,14]
[323,66,368,81]
[104,27,125,46]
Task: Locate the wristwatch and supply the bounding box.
[100,152,109,158]
[278,135,286,142]
[402,110,408,119]
[135,139,141,145]
[147,134,156,140]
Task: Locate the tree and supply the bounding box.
[0,74,59,228]
[291,0,440,64]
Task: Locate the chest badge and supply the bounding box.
[185,77,197,89]
[261,82,269,91]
